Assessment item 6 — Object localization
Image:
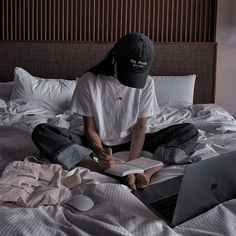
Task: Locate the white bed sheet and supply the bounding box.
[0,100,236,235]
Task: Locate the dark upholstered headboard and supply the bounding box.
[0,41,216,104]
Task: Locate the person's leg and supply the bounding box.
[135,165,164,189]
[123,126,172,189]
[105,133,170,189]
[135,123,199,189]
[99,123,198,189]
[105,140,163,190]
[143,123,198,153]
[67,128,104,171]
[32,123,92,170]
[31,123,73,160]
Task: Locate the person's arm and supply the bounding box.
[83,116,103,151]
[127,77,158,161]
[128,117,148,161]
[83,116,117,170]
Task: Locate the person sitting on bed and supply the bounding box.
[32,32,199,190]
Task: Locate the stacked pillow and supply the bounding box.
[1,67,196,111]
[11,67,76,112]
[151,75,196,108]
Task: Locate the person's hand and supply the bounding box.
[98,147,118,170]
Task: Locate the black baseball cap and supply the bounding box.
[114,33,154,89]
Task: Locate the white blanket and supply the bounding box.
[0,171,236,236]
[0,100,236,235]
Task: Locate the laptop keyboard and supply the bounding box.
[150,193,178,221]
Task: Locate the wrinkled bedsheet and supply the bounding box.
[0,99,236,236]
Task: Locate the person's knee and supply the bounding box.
[187,123,199,134]
[186,123,194,128]
[184,123,198,132]
[31,123,48,141]
[182,123,200,142]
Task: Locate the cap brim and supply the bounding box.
[116,64,149,89]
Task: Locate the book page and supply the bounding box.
[126,157,163,171]
[114,151,153,163]
[104,164,144,177]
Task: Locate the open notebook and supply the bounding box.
[104,152,163,177]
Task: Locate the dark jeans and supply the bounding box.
[107,123,199,154]
[32,122,199,166]
[31,124,87,159]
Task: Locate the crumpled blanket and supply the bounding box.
[0,156,82,207]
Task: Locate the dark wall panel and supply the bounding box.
[0,0,217,42]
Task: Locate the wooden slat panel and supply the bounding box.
[0,0,217,42]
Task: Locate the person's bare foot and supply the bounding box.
[124,165,164,190]
[136,173,151,189]
[124,174,136,190]
[136,165,164,189]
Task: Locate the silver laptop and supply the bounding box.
[132,151,236,227]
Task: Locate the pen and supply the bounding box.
[92,142,123,164]
[92,142,110,155]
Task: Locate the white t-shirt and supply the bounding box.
[71,72,159,146]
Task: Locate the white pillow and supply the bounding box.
[151,75,196,108]
[0,81,13,101]
[11,67,76,112]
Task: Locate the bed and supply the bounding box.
[0,41,236,236]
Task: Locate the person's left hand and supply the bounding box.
[98,148,118,170]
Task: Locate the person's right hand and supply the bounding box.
[98,147,118,170]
